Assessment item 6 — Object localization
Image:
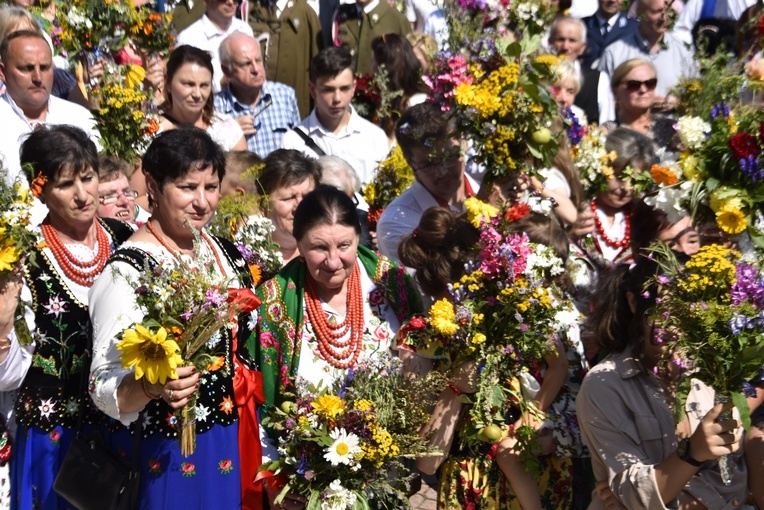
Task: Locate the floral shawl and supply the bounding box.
[246,245,422,413]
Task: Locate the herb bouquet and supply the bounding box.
[361,145,414,231]
[116,229,260,456]
[399,198,578,473]
[260,354,444,510]
[0,165,39,277]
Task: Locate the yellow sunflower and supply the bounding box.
[0,240,20,272]
[117,324,182,384]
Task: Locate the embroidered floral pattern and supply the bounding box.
[218,459,233,474]
[148,459,162,475]
[48,430,61,445]
[165,413,178,428]
[219,396,234,415]
[38,399,56,420]
[180,462,196,477]
[42,295,68,318]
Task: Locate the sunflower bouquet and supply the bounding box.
[398,197,578,473]
[260,356,442,510]
[116,228,260,455]
[647,243,764,429]
[0,166,39,278]
[669,100,764,247]
[361,145,414,230]
[424,34,561,181]
[92,65,161,163]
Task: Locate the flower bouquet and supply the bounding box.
[0,165,39,277]
[129,8,175,56]
[424,34,561,181]
[443,0,553,48]
[116,228,260,456]
[92,65,161,163]
[647,243,764,429]
[647,242,764,483]
[361,145,414,230]
[352,66,401,125]
[58,0,134,56]
[399,198,577,473]
[260,355,444,510]
[570,124,617,199]
[233,215,284,286]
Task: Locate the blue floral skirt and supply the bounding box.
[103,422,242,509]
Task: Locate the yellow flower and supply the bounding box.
[708,188,743,213]
[679,152,704,182]
[715,205,747,235]
[430,299,459,335]
[117,324,182,384]
[465,197,499,228]
[354,399,373,412]
[471,333,486,345]
[311,394,346,418]
[0,240,20,272]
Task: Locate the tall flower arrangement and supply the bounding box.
[58,0,134,56]
[129,8,175,55]
[116,229,260,455]
[399,198,578,472]
[361,145,414,230]
[0,166,39,277]
[92,65,161,163]
[647,243,764,429]
[570,124,616,198]
[260,354,443,509]
[424,35,561,181]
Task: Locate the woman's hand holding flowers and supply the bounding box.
[689,401,742,462]
[143,366,200,410]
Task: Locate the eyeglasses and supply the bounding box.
[411,152,463,174]
[621,78,658,92]
[99,189,138,205]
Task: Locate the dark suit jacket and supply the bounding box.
[581,13,638,70]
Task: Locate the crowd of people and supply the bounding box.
[0,0,763,508]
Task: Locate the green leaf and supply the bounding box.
[274,483,291,506]
[730,391,751,430]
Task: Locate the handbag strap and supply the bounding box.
[293,127,327,156]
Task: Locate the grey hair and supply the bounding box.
[555,59,581,94]
[605,127,658,173]
[317,155,361,195]
[549,16,587,44]
[218,32,258,73]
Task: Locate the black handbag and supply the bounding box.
[53,358,143,510]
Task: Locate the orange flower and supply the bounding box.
[207,356,225,372]
[170,326,183,339]
[219,395,234,415]
[30,171,47,198]
[650,164,678,186]
[248,264,261,286]
[143,24,153,35]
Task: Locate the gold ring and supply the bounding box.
[169,389,174,401]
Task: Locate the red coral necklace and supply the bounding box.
[591,200,632,249]
[41,221,111,287]
[304,263,364,369]
[146,218,225,274]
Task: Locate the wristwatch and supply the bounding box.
[676,438,704,467]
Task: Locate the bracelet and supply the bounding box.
[141,378,161,400]
[447,384,463,396]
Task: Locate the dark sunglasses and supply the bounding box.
[622,78,658,91]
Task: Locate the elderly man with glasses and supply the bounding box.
[96,156,150,225]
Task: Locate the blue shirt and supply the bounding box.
[214,81,300,157]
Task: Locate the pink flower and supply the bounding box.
[260,331,278,349]
[49,430,61,442]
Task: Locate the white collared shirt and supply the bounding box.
[176,14,254,94]
[280,105,390,184]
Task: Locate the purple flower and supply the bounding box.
[657,275,671,285]
[181,311,194,321]
[743,382,758,399]
[728,313,748,335]
[296,457,309,475]
[731,263,764,307]
[518,323,529,333]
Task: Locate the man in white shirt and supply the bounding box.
[672,0,755,45]
[280,47,390,185]
[0,31,99,184]
[376,102,477,262]
[599,0,696,101]
[549,16,615,124]
[176,0,254,93]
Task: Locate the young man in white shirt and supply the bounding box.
[280,47,390,185]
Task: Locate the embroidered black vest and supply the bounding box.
[15,218,133,432]
[107,236,254,438]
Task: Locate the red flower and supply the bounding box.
[181,462,196,477]
[729,132,759,160]
[218,459,233,474]
[48,430,61,442]
[758,13,764,36]
[504,203,531,222]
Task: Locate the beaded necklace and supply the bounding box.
[146,218,225,274]
[304,263,364,369]
[591,200,632,250]
[41,221,110,287]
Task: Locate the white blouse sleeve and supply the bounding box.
[0,283,35,392]
[88,261,144,426]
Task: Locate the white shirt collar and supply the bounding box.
[361,0,380,14]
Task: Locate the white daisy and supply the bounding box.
[323,428,361,466]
